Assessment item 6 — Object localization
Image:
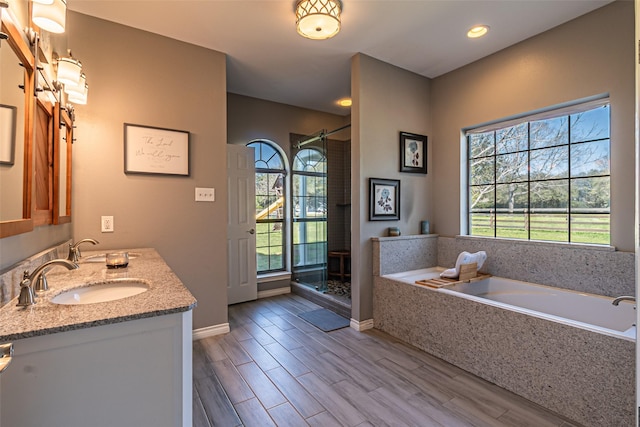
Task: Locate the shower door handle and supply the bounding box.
[247,228,255,235]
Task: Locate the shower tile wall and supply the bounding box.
[327,139,351,252]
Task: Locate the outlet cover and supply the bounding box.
[101,216,114,233]
[195,187,215,202]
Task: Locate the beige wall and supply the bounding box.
[67,12,228,329]
[227,93,349,154]
[431,1,635,251]
[351,54,432,321]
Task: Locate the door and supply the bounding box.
[227,145,257,304]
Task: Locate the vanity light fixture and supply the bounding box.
[295,0,342,40]
[67,81,88,105]
[32,0,66,34]
[0,1,8,42]
[64,72,85,96]
[467,24,489,39]
[57,56,82,86]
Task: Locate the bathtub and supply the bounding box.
[384,267,636,341]
[375,268,635,426]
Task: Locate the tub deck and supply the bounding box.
[374,269,635,427]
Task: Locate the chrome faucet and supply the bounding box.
[67,238,99,262]
[17,259,78,307]
[612,296,636,306]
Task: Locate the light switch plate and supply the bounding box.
[195,187,215,202]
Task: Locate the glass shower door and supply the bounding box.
[291,140,328,292]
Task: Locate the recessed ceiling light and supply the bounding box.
[337,98,352,107]
[467,25,490,39]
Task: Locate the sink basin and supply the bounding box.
[51,280,150,305]
[82,253,140,263]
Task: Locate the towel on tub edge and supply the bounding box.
[440,251,487,279]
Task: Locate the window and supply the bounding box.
[247,141,286,272]
[467,101,610,245]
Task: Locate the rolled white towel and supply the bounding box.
[440,251,487,279]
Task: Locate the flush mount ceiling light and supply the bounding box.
[467,24,489,39]
[337,97,352,107]
[32,0,66,34]
[295,0,342,40]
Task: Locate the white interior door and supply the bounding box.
[227,145,257,305]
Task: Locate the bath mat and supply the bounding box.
[298,308,350,332]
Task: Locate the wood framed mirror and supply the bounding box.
[54,106,72,224]
[0,11,35,238]
[32,94,54,227]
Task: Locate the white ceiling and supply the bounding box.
[67,0,613,116]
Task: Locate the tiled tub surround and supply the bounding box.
[0,247,197,341]
[438,236,635,297]
[372,234,438,276]
[373,236,635,427]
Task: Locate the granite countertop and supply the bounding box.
[0,248,197,342]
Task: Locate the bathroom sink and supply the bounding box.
[82,253,140,263]
[51,280,150,305]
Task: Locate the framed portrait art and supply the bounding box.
[369,178,400,221]
[399,131,427,174]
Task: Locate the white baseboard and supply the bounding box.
[257,287,291,299]
[350,318,374,331]
[192,323,230,340]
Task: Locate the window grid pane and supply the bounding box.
[248,141,286,273]
[467,103,610,245]
[292,148,327,269]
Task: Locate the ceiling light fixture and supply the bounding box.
[337,98,351,107]
[32,0,66,34]
[467,24,489,39]
[295,0,342,40]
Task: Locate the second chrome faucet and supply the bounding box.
[67,238,99,262]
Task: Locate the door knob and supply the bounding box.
[248,229,255,234]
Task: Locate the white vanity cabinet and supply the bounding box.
[1,311,192,427]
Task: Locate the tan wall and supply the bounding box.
[67,12,228,329]
[227,93,349,153]
[351,54,432,321]
[431,1,635,251]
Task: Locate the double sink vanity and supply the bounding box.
[0,248,197,427]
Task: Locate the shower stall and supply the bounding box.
[291,125,351,307]
[291,130,329,292]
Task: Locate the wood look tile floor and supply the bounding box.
[193,294,583,427]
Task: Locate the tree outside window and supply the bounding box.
[467,102,610,245]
